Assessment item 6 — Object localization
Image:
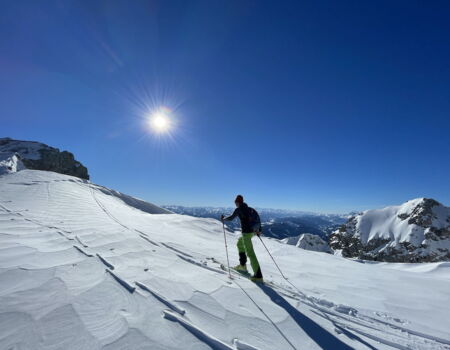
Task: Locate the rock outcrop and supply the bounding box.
[329,198,450,262]
[0,138,89,180]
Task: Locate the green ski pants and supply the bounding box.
[237,232,261,274]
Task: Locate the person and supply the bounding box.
[221,195,263,282]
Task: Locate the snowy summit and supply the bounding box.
[330,198,450,262]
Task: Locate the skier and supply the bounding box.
[221,195,263,282]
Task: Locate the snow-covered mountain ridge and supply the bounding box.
[330,198,450,262]
[1,170,450,349]
[0,137,89,179]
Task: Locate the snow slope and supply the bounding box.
[1,170,449,350]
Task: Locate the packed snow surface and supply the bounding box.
[0,170,449,349]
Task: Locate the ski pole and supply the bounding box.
[258,235,288,280]
[222,221,232,280]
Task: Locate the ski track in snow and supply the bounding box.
[0,170,449,350]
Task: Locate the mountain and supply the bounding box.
[0,137,89,179]
[281,233,333,253]
[1,170,450,349]
[164,205,348,240]
[329,198,450,262]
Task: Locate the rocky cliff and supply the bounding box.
[0,138,89,180]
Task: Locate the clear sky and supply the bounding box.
[1,1,449,213]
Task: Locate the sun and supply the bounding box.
[149,109,172,133]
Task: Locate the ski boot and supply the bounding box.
[233,264,248,273]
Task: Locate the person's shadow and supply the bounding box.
[256,283,372,350]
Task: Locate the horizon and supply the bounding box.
[1,1,450,213]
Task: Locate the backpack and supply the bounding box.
[248,207,261,232]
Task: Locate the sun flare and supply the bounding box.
[149,109,172,133]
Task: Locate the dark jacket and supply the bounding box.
[223,202,256,233]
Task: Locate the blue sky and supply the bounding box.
[1,1,449,213]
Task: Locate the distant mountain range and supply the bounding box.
[167,199,450,263]
[163,205,350,240]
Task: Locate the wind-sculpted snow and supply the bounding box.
[0,170,450,349]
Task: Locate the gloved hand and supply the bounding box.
[256,231,262,237]
[220,215,225,222]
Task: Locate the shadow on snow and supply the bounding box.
[256,284,356,350]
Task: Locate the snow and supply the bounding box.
[281,233,332,253]
[0,138,45,160]
[354,198,450,247]
[0,152,25,175]
[0,170,449,349]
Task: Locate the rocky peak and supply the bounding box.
[329,198,450,262]
[397,198,441,227]
[0,138,89,180]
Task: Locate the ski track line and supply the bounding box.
[106,269,136,293]
[96,253,115,270]
[162,309,235,350]
[160,242,194,258]
[135,281,186,315]
[88,184,131,231]
[333,311,450,350]
[311,309,408,350]
[245,245,448,348]
[292,288,450,349]
[231,278,298,350]
[265,273,450,349]
[139,234,160,247]
[176,254,227,275]
[360,314,450,347]
[334,320,411,350]
[215,259,404,350]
